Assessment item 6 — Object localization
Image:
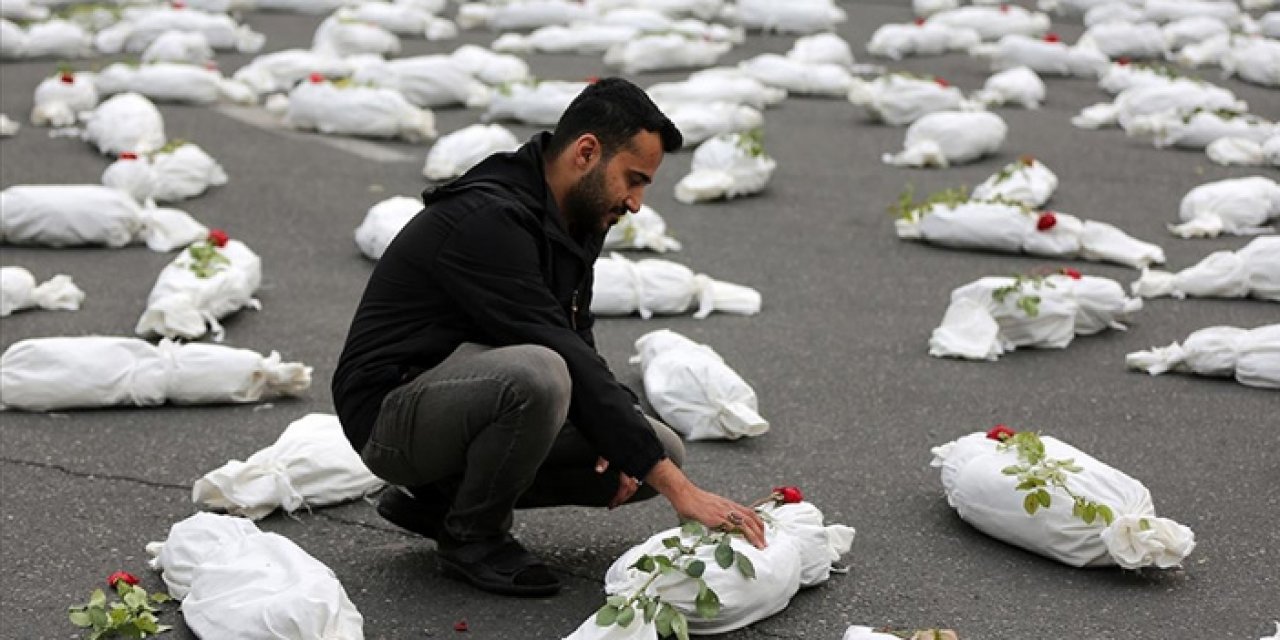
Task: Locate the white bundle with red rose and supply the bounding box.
[30,70,97,127]
[457,0,593,31]
[1162,16,1230,50]
[632,329,768,441]
[928,271,1143,361]
[102,142,228,203]
[659,101,762,148]
[0,267,84,317]
[0,184,206,251]
[971,156,1058,208]
[0,337,311,411]
[969,34,1109,78]
[492,23,638,54]
[867,21,980,61]
[3,19,95,59]
[787,32,855,67]
[353,196,419,260]
[1170,176,1280,238]
[882,111,1007,168]
[1125,108,1276,150]
[285,77,437,142]
[604,33,731,74]
[92,61,254,105]
[147,512,364,639]
[1078,21,1168,59]
[311,15,400,57]
[649,72,786,111]
[1128,324,1280,389]
[81,92,166,156]
[847,73,965,126]
[734,0,846,35]
[587,0,723,21]
[1206,134,1280,167]
[231,49,352,97]
[350,55,490,109]
[931,428,1196,568]
[1142,0,1241,25]
[1071,79,1245,130]
[193,413,385,520]
[591,253,761,320]
[1221,36,1280,88]
[482,80,584,125]
[335,2,456,39]
[423,123,519,181]
[136,234,261,341]
[603,205,682,253]
[450,44,530,85]
[140,30,214,64]
[1132,236,1280,301]
[94,7,264,54]
[673,132,776,204]
[736,54,852,97]
[928,5,1050,41]
[972,65,1046,109]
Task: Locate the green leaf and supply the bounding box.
[644,600,658,623]
[606,595,628,608]
[123,588,147,610]
[119,623,145,639]
[617,605,636,628]
[684,559,705,578]
[694,584,721,620]
[89,589,107,608]
[714,543,734,570]
[735,552,756,580]
[149,592,172,604]
[1036,489,1051,509]
[1098,505,1115,526]
[69,610,93,627]
[1023,492,1039,515]
[655,604,675,637]
[680,521,705,537]
[595,604,619,627]
[631,556,656,573]
[109,605,130,624]
[1000,465,1022,476]
[653,555,674,570]
[672,611,691,640]
[1138,517,1150,531]
[661,536,682,549]
[1082,503,1097,524]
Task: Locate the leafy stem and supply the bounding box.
[991,275,1053,318]
[998,432,1115,527]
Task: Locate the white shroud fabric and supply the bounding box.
[0,184,206,251]
[971,157,1058,207]
[136,238,262,341]
[674,133,776,204]
[81,92,167,156]
[285,79,437,142]
[604,33,731,74]
[423,124,519,181]
[1132,236,1280,301]
[353,196,421,260]
[867,21,980,61]
[882,111,1007,168]
[591,253,761,319]
[1170,176,1280,238]
[1126,324,1280,390]
[0,267,84,317]
[483,81,586,126]
[603,205,682,253]
[972,65,1046,109]
[31,72,98,127]
[102,142,228,203]
[847,74,965,126]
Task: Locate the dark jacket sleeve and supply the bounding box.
[432,205,666,479]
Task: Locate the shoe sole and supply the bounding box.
[437,554,562,598]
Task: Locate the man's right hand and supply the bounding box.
[643,459,767,549]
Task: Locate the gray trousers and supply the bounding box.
[360,342,685,542]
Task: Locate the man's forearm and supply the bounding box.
[644,458,695,506]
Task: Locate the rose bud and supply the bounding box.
[914,17,926,26]
[59,72,75,84]
[1036,211,1058,231]
[119,151,138,160]
[309,72,326,84]
[1061,267,1082,280]
[772,486,804,504]
[1044,33,1060,43]
[207,229,230,247]
[934,77,949,88]
[107,571,140,588]
[986,425,1017,441]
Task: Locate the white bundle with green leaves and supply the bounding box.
[971,156,1058,207]
[1071,79,1245,130]
[632,329,768,441]
[353,196,420,260]
[102,141,228,203]
[147,512,364,639]
[1127,324,1280,389]
[604,33,732,74]
[928,5,1050,40]
[137,237,261,341]
[591,253,761,319]
[1132,236,1280,301]
[1078,21,1168,59]
[735,0,846,34]
[0,267,84,317]
[737,53,853,97]
[30,71,97,127]
[1206,134,1280,167]
[335,2,456,39]
[847,73,965,126]
[231,49,352,96]
[674,132,776,204]
[457,0,593,31]
[140,30,215,64]
[1097,62,1184,95]
[648,72,786,111]
[193,413,385,520]
[94,7,264,54]
[0,337,311,411]
[972,65,1046,109]
[311,15,400,57]
[2,18,95,59]
[603,205,682,253]
[1125,108,1275,150]
[423,123,519,181]
[931,430,1195,568]
[882,111,1007,168]
[285,78,437,142]
[660,101,762,148]
[0,0,48,21]
[350,55,490,109]
[483,80,585,125]
[867,21,980,61]
[81,92,167,155]
[450,44,530,85]
[929,272,1143,361]
[492,23,638,54]
[1171,176,1279,238]
[970,34,1109,78]
[0,184,206,251]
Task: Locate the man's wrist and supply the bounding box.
[644,458,695,504]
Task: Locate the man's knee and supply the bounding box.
[647,416,685,469]
[497,345,572,424]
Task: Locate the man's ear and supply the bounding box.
[574,133,602,170]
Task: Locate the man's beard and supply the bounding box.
[562,163,622,241]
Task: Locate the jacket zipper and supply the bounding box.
[570,289,579,329]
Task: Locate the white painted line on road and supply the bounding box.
[214,105,420,164]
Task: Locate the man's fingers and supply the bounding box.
[609,475,638,509]
[595,456,609,474]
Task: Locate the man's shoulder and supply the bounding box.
[425,183,545,235]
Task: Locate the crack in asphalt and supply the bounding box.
[1,456,191,492]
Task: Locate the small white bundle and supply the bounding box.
[1171,176,1280,238]
[0,0,48,21]
[231,49,352,97]
[661,102,763,148]
[971,34,1109,77]
[604,33,731,74]
[350,55,490,109]
[137,237,261,341]
[632,329,768,441]
[30,71,98,127]
[674,132,776,204]
[1262,12,1280,38]
[590,252,761,320]
[102,141,228,203]
[603,205,682,253]
[254,0,345,13]
[458,0,593,31]
[972,65,1045,109]
[1132,236,1280,301]
[450,44,530,85]
[931,431,1196,568]
[1162,16,1229,50]
[847,73,964,126]
[648,72,786,111]
[787,32,854,67]
[735,0,846,35]
[913,0,958,17]
[1142,0,1240,25]
[971,156,1058,208]
[141,30,214,64]
[929,272,1142,360]
[737,53,852,97]
[0,19,24,60]
[93,61,250,105]
[1041,0,1141,16]
[1083,2,1144,27]
[335,2,456,39]
[882,111,1007,168]
[423,123,518,181]
[1221,36,1280,88]
[0,337,311,411]
[1078,21,1168,59]
[1072,79,1245,130]
[0,184,206,251]
[311,15,400,57]
[867,21,981,61]
[588,0,723,21]
[928,5,1050,41]
[7,19,95,59]
[0,113,17,136]
[483,80,585,125]
[1125,108,1275,150]
[95,7,264,54]
[492,23,637,54]
[1206,135,1280,167]
[0,267,84,317]
[285,77,437,142]
[147,513,364,639]
[81,92,166,156]
[194,413,385,520]
[353,195,420,260]
[1175,32,1231,68]
[1097,62,1181,95]
[1127,324,1280,390]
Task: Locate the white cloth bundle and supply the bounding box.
[483,80,585,125]
[95,7,264,54]
[734,0,846,34]
[1038,0,1140,15]
[1127,324,1280,390]
[492,23,637,54]
[254,0,346,13]
[1132,236,1280,301]
[929,273,1142,360]
[0,113,17,136]
[0,0,48,21]
[971,34,1109,77]
[1078,21,1168,59]
[137,238,261,341]
[1262,12,1280,38]
[648,73,786,111]
[1175,32,1230,68]
[931,432,1195,568]
[423,123,518,181]
[193,413,385,520]
[450,44,530,85]
[737,54,852,97]
[632,329,767,441]
[914,0,958,17]
[1221,36,1280,88]
[587,0,723,21]
[140,30,214,64]
[0,184,205,251]
[0,19,25,59]
[30,72,97,127]
[928,5,1050,41]
[285,79,436,142]
[787,32,854,67]
[882,111,1007,168]
[0,267,84,317]
[661,102,763,148]
[1097,63,1181,95]
[1072,79,1245,130]
[1172,176,1280,238]
[603,205,682,253]
[0,337,312,411]
[972,65,1046,109]
[350,55,490,109]
[311,15,400,57]
[6,19,94,59]
[971,157,1058,207]
[81,92,166,156]
[847,74,965,126]
[147,513,364,639]
[231,49,352,97]
[335,2,456,39]
[591,253,760,320]
[1162,16,1229,50]
[94,62,251,105]
[867,22,980,61]
[595,9,742,43]
[1125,109,1275,150]
[604,33,731,74]
[1142,0,1240,25]
[1207,135,1280,167]
[458,0,593,31]
[353,195,420,260]
[1083,2,1145,27]
[102,141,228,203]
[674,133,776,204]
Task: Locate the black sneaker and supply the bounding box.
[376,486,449,541]
[436,534,561,598]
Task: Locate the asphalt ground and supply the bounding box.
[1,1,1278,638]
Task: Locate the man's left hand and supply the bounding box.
[597,457,638,509]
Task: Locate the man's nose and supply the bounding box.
[625,189,644,213]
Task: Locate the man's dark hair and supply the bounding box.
[546,77,683,159]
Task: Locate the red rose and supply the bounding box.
[772,486,803,504]
[986,425,1016,441]
[1018,154,1035,166]
[119,151,138,160]
[585,75,600,84]
[1043,33,1060,43]
[1061,267,1082,280]
[934,76,949,88]
[107,571,139,588]
[999,4,1009,12]
[172,0,185,7]
[309,72,325,84]
[1036,211,1057,231]
[208,229,229,247]
[453,620,469,632]
[204,61,218,70]
[59,72,75,84]
[914,17,926,26]
[1116,56,1131,66]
